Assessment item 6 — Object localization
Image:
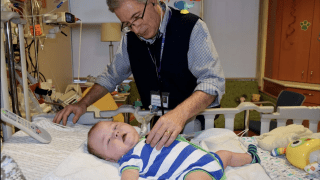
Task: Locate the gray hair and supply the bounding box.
[107,0,148,13]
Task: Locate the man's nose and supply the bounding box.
[131,25,140,35]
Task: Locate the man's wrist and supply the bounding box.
[77,99,90,108]
[175,91,216,121]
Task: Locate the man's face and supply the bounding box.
[114,0,162,39]
[89,121,140,162]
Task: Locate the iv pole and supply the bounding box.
[30,0,40,82]
[1,10,31,140]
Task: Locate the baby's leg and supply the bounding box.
[216,144,260,169]
[215,150,252,169]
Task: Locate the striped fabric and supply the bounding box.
[95,2,225,108]
[247,144,260,164]
[118,136,226,180]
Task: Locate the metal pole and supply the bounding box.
[109,41,113,64]
[4,21,21,116]
[200,0,204,20]
[18,24,31,121]
[30,0,39,82]
[1,22,13,140]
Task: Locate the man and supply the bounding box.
[53,0,225,151]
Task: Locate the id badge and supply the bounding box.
[150,91,169,108]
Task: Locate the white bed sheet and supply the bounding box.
[1,118,92,179]
[241,137,320,180]
[2,118,271,180]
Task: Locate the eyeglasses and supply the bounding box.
[121,0,148,32]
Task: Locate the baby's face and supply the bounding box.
[89,121,140,162]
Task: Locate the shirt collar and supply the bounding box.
[140,1,171,44]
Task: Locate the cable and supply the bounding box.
[76,19,82,92]
[26,39,47,82]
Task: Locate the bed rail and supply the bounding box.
[259,106,320,134]
[138,103,319,135]
[28,103,320,135]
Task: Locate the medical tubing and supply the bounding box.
[26,39,46,82]
[19,0,69,18]
[15,65,37,84]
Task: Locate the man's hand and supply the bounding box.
[52,83,109,126]
[52,102,87,126]
[146,108,186,150]
[146,91,216,151]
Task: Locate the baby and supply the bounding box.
[87,121,260,180]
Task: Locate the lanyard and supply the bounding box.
[147,9,172,114]
[147,10,172,80]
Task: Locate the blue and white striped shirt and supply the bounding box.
[118,136,226,180]
[96,2,225,107]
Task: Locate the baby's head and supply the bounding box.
[87,121,140,162]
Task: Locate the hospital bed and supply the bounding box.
[1,103,320,180]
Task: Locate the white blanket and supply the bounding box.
[43,128,271,180]
[191,128,271,180]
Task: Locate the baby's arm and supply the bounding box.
[121,169,139,180]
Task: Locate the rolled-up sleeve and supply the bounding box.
[188,20,226,107]
[95,35,132,92]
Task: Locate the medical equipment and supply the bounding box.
[43,12,78,39]
[24,0,45,38]
[43,12,77,25]
[1,11,29,140]
[133,106,156,137]
[57,89,82,107]
[1,108,51,143]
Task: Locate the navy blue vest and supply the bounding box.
[127,7,199,109]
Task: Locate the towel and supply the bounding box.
[256,124,320,151]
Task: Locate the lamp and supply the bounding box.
[101,23,121,63]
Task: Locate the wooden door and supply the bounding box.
[278,0,315,82]
[307,0,320,84]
